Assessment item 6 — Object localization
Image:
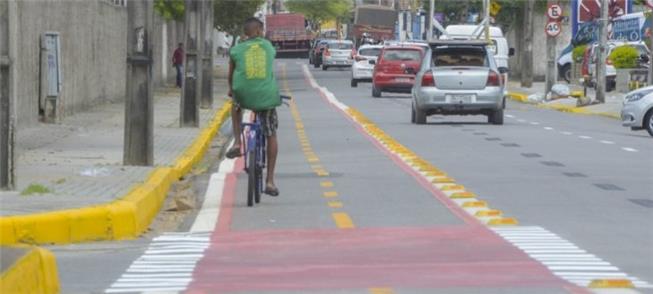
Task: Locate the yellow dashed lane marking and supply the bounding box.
[320,181,334,188]
[323,191,338,198]
[332,212,355,229]
[369,288,395,294]
[327,201,343,208]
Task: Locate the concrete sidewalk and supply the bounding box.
[0,64,230,244]
[507,81,623,119]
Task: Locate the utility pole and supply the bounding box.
[200,0,213,109]
[428,0,434,41]
[596,0,608,103]
[1,0,14,189]
[181,0,202,127]
[521,0,535,88]
[124,0,154,166]
[648,8,653,85]
[483,0,490,42]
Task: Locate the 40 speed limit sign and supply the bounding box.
[545,21,561,37]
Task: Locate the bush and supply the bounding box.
[609,45,639,69]
[572,45,587,63]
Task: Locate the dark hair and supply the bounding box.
[244,17,263,28]
[243,17,264,36]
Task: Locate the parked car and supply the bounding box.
[411,40,506,125]
[351,44,383,87]
[584,41,650,91]
[321,40,354,71]
[309,39,329,67]
[622,85,653,137]
[371,45,425,97]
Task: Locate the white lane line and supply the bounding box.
[190,145,235,232]
[106,287,186,293]
[492,226,653,289]
[622,147,638,152]
[544,127,554,130]
[600,140,615,145]
[578,135,592,139]
[561,131,573,135]
[506,114,515,118]
[530,122,540,125]
[517,119,526,123]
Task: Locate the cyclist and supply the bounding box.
[226,17,281,196]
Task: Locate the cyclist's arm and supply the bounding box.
[228,58,235,97]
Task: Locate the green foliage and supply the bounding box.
[285,0,352,31]
[609,45,640,69]
[572,45,588,63]
[214,0,265,41]
[154,0,185,21]
[21,184,52,196]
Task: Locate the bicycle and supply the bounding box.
[241,95,291,207]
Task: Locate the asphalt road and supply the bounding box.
[53,61,652,293]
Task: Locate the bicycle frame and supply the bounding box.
[242,115,267,197]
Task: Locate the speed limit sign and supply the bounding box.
[545,21,561,37]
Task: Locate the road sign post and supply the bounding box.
[1,0,14,189]
[545,2,560,95]
[181,0,202,127]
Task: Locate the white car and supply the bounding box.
[622,86,653,137]
[350,44,382,87]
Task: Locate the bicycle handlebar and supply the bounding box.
[280,94,292,100]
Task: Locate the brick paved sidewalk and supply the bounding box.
[0,67,229,216]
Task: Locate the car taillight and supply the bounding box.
[421,70,435,87]
[323,48,330,57]
[486,70,500,87]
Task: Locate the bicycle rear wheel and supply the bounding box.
[254,165,262,203]
[246,148,256,207]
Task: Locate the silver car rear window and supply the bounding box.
[328,42,353,50]
[433,47,487,67]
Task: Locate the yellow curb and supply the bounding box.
[506,92,530,103]
[0,246,60,293]
[475,209,503,217]
[450,192,476,199]
[462,201,488,208]
[0,101,232,245]
[588,279,635,288]
[424,171,447,177]
[487,217,519,226]
[508,91,619,120]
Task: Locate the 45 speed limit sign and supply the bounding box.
[545,21,561,37]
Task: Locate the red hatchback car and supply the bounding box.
[371,45,425,98]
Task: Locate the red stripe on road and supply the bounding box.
[187,226,573,292]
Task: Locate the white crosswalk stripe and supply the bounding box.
[492,226,653,289]
[104,232,210,293]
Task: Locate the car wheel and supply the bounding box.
[489,108,504,125]
[351,79,358,87]
[561,63,571,83]
[314,61,320,68]
[414,104,426,124]
[645,109,653,137]
[372,85,381,98]
[411,106,416,123]
[322,65,328,71]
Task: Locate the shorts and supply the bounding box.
[255,108,278,137]
[233,100,278,137]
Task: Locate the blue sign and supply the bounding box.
[612,17,641,41]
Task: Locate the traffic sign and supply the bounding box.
[547,4,563,20]
[545,21,561,37]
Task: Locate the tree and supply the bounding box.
[285,0,352,33]
[154,0,185,21]
[214,0,265,47]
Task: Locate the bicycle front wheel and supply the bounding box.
[246,148,256,207]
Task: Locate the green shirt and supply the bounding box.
[229,37,280,111]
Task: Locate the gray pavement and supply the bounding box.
[0,69,229,216]
[311,66,653,289]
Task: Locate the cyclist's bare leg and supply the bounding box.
[226,106,242,158]
[265,134,279,195]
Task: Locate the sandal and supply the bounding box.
[264,185,279,197]
[225,146,242,159]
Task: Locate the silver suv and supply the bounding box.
[411,40,506,125]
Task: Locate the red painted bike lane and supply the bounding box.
[185,65,585,294]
